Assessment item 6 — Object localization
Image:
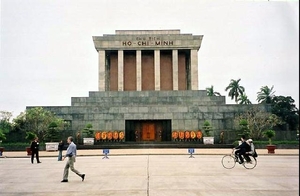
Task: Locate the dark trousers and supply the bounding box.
[58,150,63,161]
[235,149,251,163]
[31,150,40,163]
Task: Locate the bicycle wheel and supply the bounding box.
[243,156,257,169]
[221,155,236,169]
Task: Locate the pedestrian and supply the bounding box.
[58,140,64,161]
[219,131,224,144]
[30,136,41,164]
[61,136,85,182]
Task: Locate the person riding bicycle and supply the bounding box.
[233,135,251,164]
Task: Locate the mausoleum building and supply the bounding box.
[28,30,262,144]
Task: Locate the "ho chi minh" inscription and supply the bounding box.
[122,36,174,47]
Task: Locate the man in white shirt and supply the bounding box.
[61,136,85,182]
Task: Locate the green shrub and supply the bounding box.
[25,132,37,143]
[0,142,45,151]
[82,123,94,138]
[202,120,213,137]
[262,130,276,145]
[232,140,299,146]
[254,140,299,145]
[0,130,6,141]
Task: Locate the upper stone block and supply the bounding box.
[93,30,203,51]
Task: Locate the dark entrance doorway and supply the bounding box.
[125,120,171,142]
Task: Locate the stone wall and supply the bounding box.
[30,90,271,143]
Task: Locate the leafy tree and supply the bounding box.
[0,111,13,134]
[0,130,6,141]
[257,85,275,104]
[44,122,59,142]
[238,119,250,138]
[234,106,281,140]
[7,112,27,142]
[225,79,245,103]
[271,96,299,130]
[13,107,66,142]
[25,132,37,143]
[12,112,26,131]
[0,111,13,121]
[206,85,221,96]
[44,119,70,142]
[237,94,252,105]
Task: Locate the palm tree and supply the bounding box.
[237,94,252,104]
[206,85,221,96]
[225,79,245,103]
[257,85,275,104]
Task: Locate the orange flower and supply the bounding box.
[190,131,196,139]
[113,131,119,140]
[172,131,178,139]
[196,130,203,139]
[107,131,113,140]
[95,132,101,140]
[179,131,185,140]
[185,131,190,139]
[119,131,125,140]
[101,132,107,140]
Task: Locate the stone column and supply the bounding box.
[190,49,198,90]
[154,50,160,91]
[98,50,106,91]
[136,50,142,91]
[118,50,124,91]
[172,49,178,90]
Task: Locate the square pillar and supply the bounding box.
[172,49,178,90]
[118,50,124,91]
[154,50,160,91]
[190,49,198,90]
[98,50,106,91]
[136,50,142,91]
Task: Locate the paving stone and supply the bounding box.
[0,150,298,196]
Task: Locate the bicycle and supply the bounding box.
[221,149,257,169]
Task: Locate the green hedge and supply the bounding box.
[232,140,299,147]
[1,140,298,151]
[0,142,46,151]
[253,140,299,145]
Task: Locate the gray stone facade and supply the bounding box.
[32,90,269,143]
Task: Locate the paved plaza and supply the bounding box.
[0,149,298,196]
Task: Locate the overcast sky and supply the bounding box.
[1,0,299,119]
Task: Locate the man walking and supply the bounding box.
[61,136,85,182]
